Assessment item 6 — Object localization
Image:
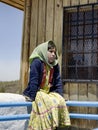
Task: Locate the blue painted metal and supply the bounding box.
[70,113,98,120]
[0,113,98,121]
[0,101,98,107]
[0,102,32,107]
[0,101,98,121]
[0,114,30,121]
[66,101,98,107]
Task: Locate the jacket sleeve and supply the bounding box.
[23,59,42,101]
[50,64,63,96]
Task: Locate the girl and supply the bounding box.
[23,40,71,130]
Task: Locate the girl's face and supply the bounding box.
[47,48,56,63]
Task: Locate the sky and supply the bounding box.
[0,2,23,81]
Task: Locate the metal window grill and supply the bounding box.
[62,3,98,83]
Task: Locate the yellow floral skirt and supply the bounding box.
[28,90,71,130]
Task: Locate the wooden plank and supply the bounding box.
[37,0,46,44]
[1,0,24,5]
[69,83,79,128]
[54,0,63,55]
[9,0,24,5]
[20,0,25,92]
[69,83,78,100]
[88,83,97,129]
[46,0,54,41]
[19,0,24,2]
[21,0,31,91]
[79,0,88,5]
[1,0,24,10]
[29,0,39,55]
[71,0,80,6]
[78,83,88,129]
[88,0,97,3]
[63,0,71,7]
[63,83,70,101]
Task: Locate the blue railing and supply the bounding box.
[0,101,98,121]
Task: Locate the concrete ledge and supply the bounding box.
[0,93,30,130]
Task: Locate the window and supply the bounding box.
[62,3,98,82]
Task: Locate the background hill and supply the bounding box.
[0,80,21,94]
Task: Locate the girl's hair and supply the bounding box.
[48,41,56,50]
[48,41,58,59]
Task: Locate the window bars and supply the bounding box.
[62,3,98,83]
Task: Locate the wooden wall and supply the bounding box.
[20,0,98,129]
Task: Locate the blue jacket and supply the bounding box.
[23,59,63,101]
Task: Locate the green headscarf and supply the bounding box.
[29,41,58,68]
